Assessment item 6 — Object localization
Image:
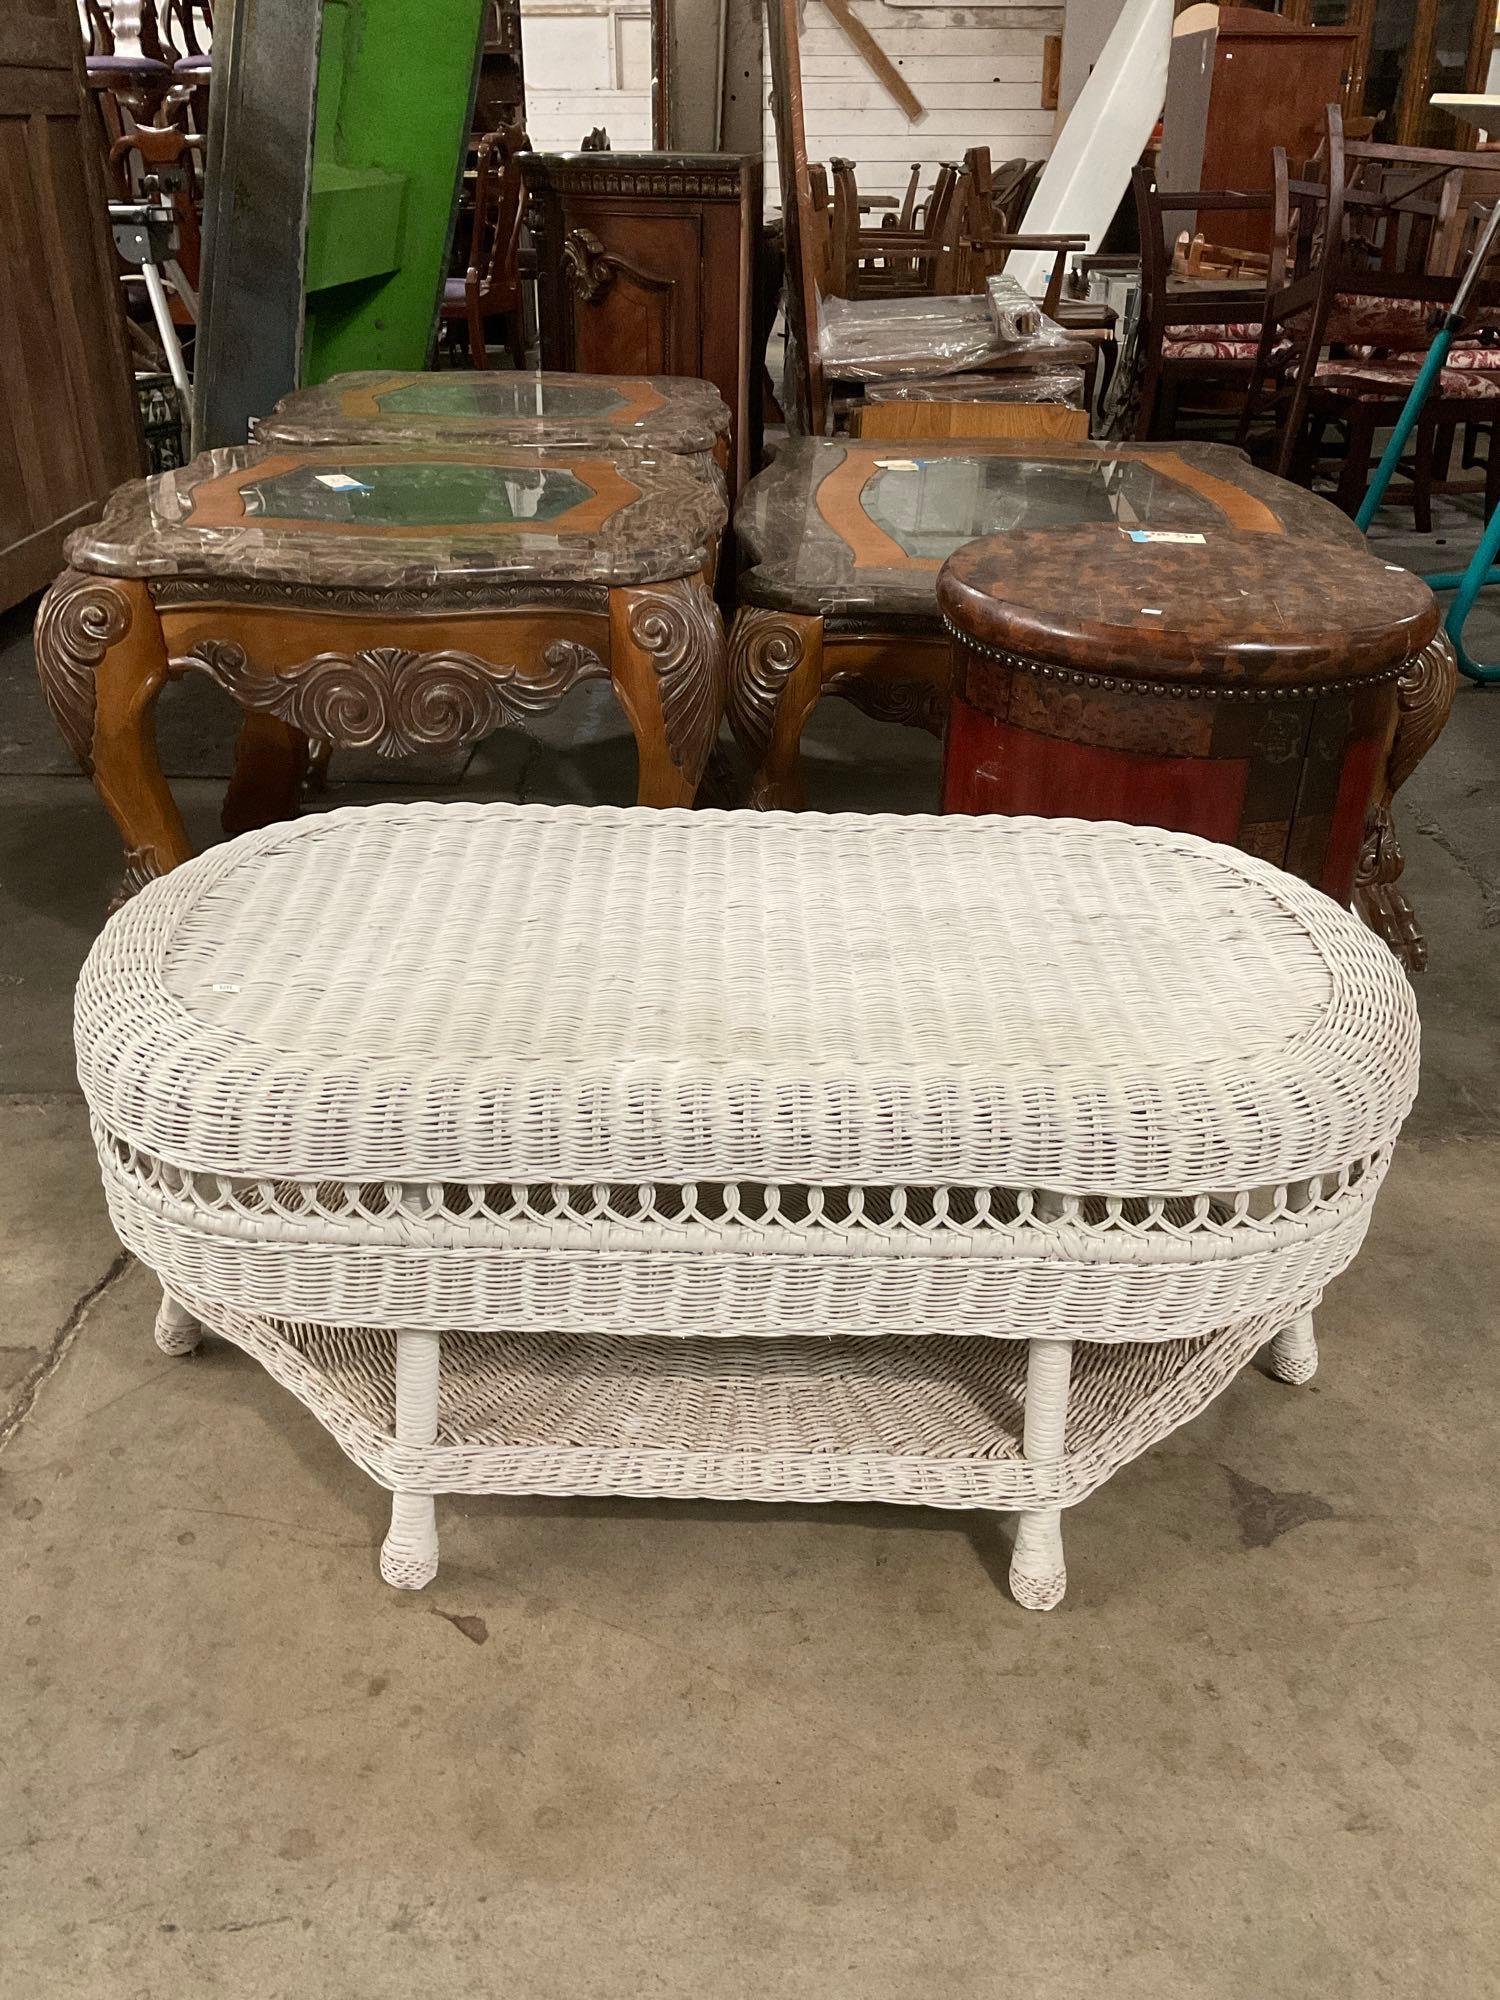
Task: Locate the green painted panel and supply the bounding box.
[306,163,407,291]
[301,0,485,383]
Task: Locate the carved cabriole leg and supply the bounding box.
[1010,1339,1073,1612]
[1355,631,1459,973]
[35,570,191,897]
[607,576,727,807]
[380,1329,442,1590]
[726,607,825,810]
[221,713,310,838]
[154,1293,203,1356]
[1267,1313,1319,1386]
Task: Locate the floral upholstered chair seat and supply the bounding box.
[1314,345,1500,402]
[1162,322,1285,363]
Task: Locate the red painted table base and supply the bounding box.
[940,658,1395,906]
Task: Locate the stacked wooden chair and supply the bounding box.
[1240,106,1500,518]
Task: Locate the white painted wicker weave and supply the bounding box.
[76,802,1418,1608]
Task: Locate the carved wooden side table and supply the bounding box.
[255,369,732,464]
[937,529,1452,944]
[35,442,728,896]
[726,437,1456,967]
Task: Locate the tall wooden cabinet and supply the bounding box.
[1275,0,1492,146]
[0,0,142,612]
[522,151,760,501]
[1159,9,1359,250]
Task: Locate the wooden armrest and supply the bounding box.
[858,231,940,255]
[984,232,1089,250]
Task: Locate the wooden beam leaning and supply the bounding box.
[819,0,926,125]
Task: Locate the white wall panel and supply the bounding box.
[765,0,1062,211]
[521,0,654,152]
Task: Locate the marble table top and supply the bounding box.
[256,371,731,456]
[734,438,1364,626]
[67,442,728,597]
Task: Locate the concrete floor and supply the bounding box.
[1,499,1498,1999]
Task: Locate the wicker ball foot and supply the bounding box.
[1009,1509,1067,1610]
[154,1294,203,1356]
[380,1492,439,1589]
[1267,1313,1318,1385]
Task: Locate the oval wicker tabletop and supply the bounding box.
[77,801,1417,1193]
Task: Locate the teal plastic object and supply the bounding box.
[302,0,486,384]
[1355,202,1500,684]
[1440,501,1500,683]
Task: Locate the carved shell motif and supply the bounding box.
[172,640,608,759]
[562,228,615,304]
[726,609,808,767]
[625,578,726,778]
[33,570,133,774]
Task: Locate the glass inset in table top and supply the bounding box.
[241,460,594,530]
[733,438,1364,622]
[67,443,728,594]
[255,371,732,455]
[860,454,1229,562]
[376,376,630,421]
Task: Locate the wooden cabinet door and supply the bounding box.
[525,154,759,501]
[0,0,142,612]
[566,209,704,377]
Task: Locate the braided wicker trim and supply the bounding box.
[942,620,1405,699]
[168,1296,1299,1511]
[98,1125,1387,1265]
[106,1176,1371,1343]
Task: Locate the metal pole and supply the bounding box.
[140,259,193,429]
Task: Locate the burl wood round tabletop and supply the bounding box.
[937,528,1439,687]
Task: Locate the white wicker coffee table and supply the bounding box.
[76,803,1418,1608]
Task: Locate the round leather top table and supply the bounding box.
[936,527,1445,918]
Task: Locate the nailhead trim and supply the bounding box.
[942,619,1405,701]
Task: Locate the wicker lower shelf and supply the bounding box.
[196,1304,1284,1512]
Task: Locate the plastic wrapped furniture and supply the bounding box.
[34,442,728,897]
[985,273,1044,342]
[817,292,1089,381]
[77,801,1419,1609]
[864,368,1087,409]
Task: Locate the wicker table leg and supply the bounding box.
[1010,1339,1073,1611]
[154,1293,203,1356]
[1266,1313,1319,1385]
[380,1330,442,1589]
